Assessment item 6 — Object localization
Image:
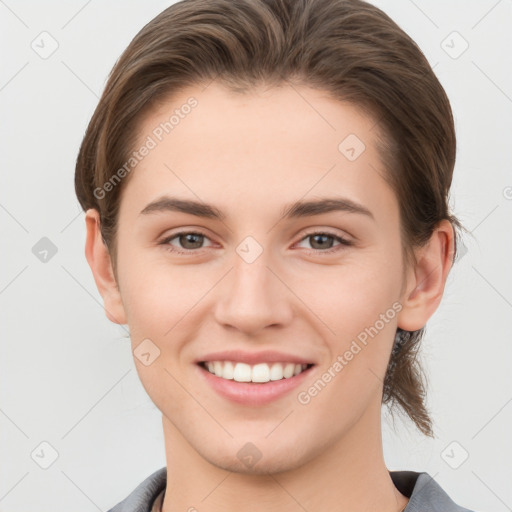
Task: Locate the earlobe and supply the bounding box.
[397,220,455,332]
[84,208,128,325]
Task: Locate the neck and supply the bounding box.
[161,398,409,512]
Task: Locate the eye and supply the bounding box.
[160,231,213,253]
[159,229,353,255]
[296,231,353,253]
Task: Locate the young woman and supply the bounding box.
[75,0,478,511]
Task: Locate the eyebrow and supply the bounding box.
[139,195,374,221]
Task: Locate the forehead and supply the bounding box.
[120,81,398,226]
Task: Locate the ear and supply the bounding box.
[396,219,455,331]
[84,208,127,325]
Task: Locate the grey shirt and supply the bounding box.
[107,466,479,512]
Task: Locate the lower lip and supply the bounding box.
[196,363,315,406]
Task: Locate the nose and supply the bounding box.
[213,253,294,336]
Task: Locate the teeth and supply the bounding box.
[203,361,310,383]
[252,363,270,383]
[223,361,235,379]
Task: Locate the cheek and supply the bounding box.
[302,252,401,331]
[298,248,401,382]
[116,247,215,341]
[117,225,402,346]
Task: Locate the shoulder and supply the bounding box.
[108,467,483,512]
[390,470,481,512]
[106,466,167,512]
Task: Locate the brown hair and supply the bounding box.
[75,0,467,437]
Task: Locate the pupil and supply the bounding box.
[181,233,203,249]
[312,234,331,249]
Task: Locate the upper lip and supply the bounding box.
[196,350,316,366]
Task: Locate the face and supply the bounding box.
[102,82,416,473]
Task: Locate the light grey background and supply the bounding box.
[1,1,511,511]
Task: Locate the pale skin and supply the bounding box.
[85,82,454,512]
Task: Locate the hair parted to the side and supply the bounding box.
[75,0,468,438]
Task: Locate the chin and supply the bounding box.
[196,437,313,476]
[211,451,304,476]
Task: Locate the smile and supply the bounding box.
[200,361,313,383]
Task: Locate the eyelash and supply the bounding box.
[159,229,353,255]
